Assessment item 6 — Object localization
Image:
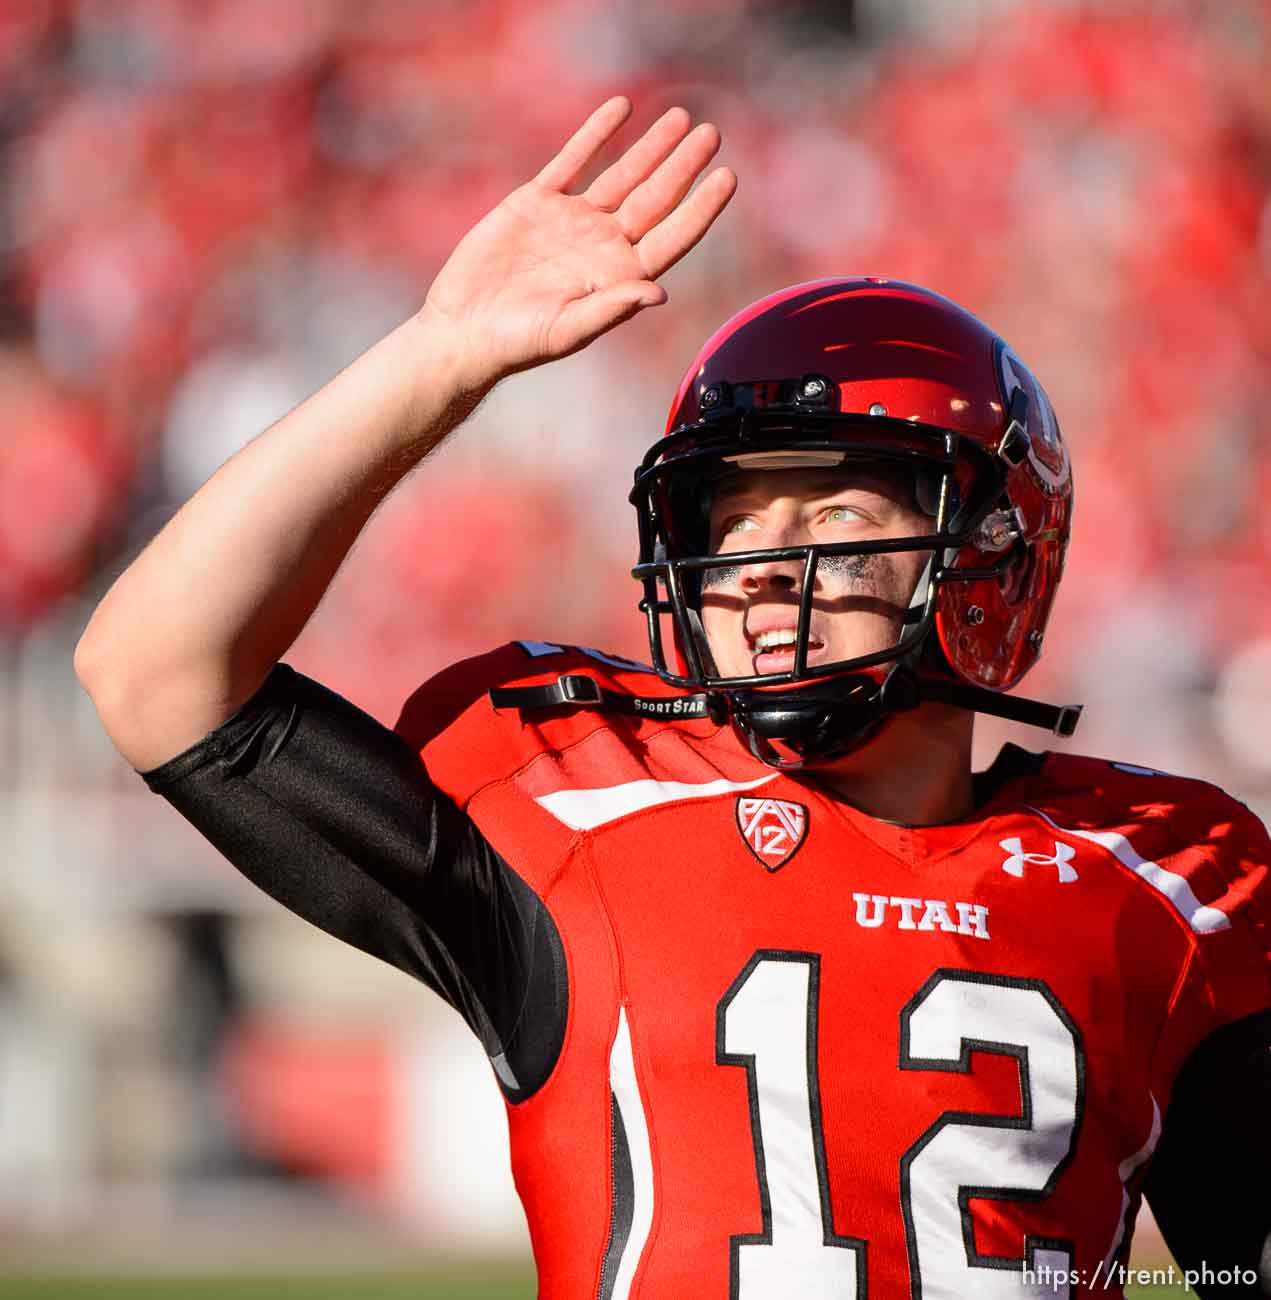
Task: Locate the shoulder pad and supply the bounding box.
[392,641,714,806]
[1030,751,1271,946]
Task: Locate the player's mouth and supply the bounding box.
[750,627,825,675]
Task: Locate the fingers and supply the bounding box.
[533,96,736,292]
[582,106,693,212]
[616,122,722,245]
[535,96,633,192]
[637,165,738,279]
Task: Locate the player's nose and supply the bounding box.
[738,547,809,594]
[736,510,824,591]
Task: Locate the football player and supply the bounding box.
[76,99,1271,1298]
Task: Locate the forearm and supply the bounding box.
[76,97,733,771]
[76,311,484,771]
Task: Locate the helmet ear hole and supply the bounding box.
[998,543,1034,606]
[914,469,945,518]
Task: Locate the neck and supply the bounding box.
[803,702,975,826]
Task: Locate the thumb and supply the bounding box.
[631,282,668,309]
[551,280,667,355]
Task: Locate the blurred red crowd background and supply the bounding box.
[4,0,1271,1256]
[4,0,1271,761]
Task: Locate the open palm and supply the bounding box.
[422,98,736,388]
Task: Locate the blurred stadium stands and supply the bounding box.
[1,0,1269,1277]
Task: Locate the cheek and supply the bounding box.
[700,596,738,641]
[817,552,896,591]
[818,553,872,582]
[699,564,742,591]
[699,595,750,671]
[817,552,928,608]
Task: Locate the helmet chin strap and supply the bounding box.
[918,674,1082,736]
[723,664,1080,768]
[489,661,1081,769]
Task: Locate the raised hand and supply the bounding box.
[420,97,736,391]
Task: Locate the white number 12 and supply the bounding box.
[717,952,1084,1300]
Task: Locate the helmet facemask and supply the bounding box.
[630,393,1011,766]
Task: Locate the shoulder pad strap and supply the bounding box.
[490,675,715,721]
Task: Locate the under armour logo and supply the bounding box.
[999,837,1078,883]
[736,797,808,871]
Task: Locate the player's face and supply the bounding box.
[700,465,932,678]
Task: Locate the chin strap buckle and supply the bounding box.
[1052,703,1083,737]
[557,674,603,704]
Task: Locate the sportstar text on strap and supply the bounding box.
[490,676,714,720]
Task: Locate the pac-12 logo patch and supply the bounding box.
[736,797,808,871]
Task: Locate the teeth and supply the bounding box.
[755,628,798,650]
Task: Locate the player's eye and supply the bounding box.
[712,514,764,554]
[823,504,866,525]
[721,515,759,537]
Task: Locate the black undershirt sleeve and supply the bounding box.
[1144,1008,1271,1297]
[140,663,567,1101]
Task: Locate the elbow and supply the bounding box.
[73,629,250,774]
[73,624,111,699]
[73,630,137,755]
[73,614,159,766]
[75,597,155,704]
[74,612,130,704]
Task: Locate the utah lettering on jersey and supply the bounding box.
[853,892,991,939]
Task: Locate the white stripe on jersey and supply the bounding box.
[1102,1096,1161,1271]
[609,1006,655,1300]
[1031,811,1232,934]
[536,774,775,831]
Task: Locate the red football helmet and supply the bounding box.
[630,277,1079,766]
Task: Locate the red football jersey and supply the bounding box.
[395,641,1271,1300]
